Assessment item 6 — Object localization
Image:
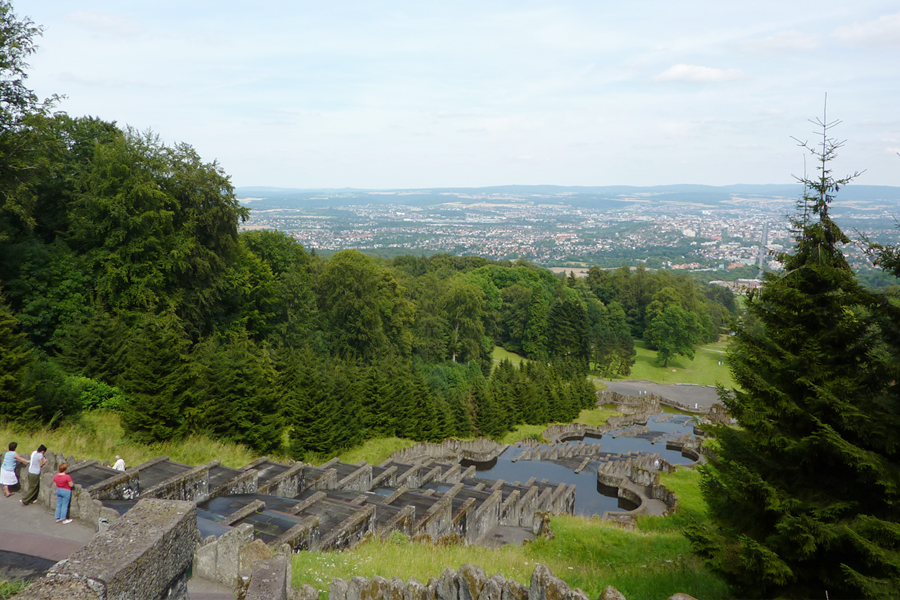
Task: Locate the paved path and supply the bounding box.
[0,488,234,599]
[600,380,721,411]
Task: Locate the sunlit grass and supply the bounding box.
[334,437,416,466]
[573,407,621,427]
[0,411,263,469]
[615,341,734,388]
[291,465,729,600]
[491,346,529,366]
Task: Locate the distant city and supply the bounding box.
[237,185,900,276]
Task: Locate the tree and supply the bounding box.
[643,305,700,367]
[687,109,900,599]
[0,1,58,235]
[0,288,33,420]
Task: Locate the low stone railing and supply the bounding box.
[390,438,507,464]
[18,499,199,600]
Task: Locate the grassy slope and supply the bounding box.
[292,467,727,600]
[613,340,734,388]
[0,411,262,469]
[491,345,529,365]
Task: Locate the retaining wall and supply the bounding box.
[19,499,198,600]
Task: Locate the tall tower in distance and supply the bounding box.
[757,222,769,278]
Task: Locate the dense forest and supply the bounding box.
[0,2,736,458]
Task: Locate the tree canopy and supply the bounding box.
[687,111,900,599]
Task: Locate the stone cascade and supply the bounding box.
[389,438,508,464]
[512,440,606,462]
[25,443,577,596]
[665,434,703,462]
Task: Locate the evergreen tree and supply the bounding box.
[687,112,900,599]
[0,290,33,420]
[119,311,195,444]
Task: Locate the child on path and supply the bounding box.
[53,462,74,524]
[2,442,31,497]
[20,444,47,505]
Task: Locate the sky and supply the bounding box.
[14,1,900,189]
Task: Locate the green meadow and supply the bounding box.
[612,340,733,388]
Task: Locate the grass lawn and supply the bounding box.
[0,411,263,469]
[291,466,728,600]
[335,437,415,466]
[612,341,734,388]
[491,345,529,365]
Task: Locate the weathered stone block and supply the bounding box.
[458,564,487,600]
[436,567,459,600]
[387,576,406,600]
[360,575,389,600]
[479,575,504,600]
[216,522,255,586]
[193,537,218,581]
[347,576,371,600]
[500,579,529,600]
[599,586,627,600]
[330,577,350,600]
[298,583,320,600]
[528,565,570,600]
[666,595,697,600]
[425,577,440,600]
[239,538,274,578]
[246,557,291,600]
[407,578,427,600]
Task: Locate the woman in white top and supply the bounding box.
[1,442,30,498]
[20,444,47,505]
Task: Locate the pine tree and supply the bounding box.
[0,291,34,421]
[687,109,900,599]
[119,311,195,444]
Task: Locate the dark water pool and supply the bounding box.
[457,414,698,517]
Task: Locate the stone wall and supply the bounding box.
[18,499,198,600]
[143,461,213,503]
[325,564,590,600]
[390,438,507,464]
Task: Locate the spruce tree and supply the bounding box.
[0,290,33,421]
[687,110,900,599]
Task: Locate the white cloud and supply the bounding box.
[653,64,747,83]
[835,13,900,49]
[740,31,819,55]
[67,11,143,36]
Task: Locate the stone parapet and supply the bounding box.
[20,499,198,600]
[143,460,213,503]
[390,438,507,464]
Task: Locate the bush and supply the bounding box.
[72,376,126,411]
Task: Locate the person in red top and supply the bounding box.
[53,462,74,524]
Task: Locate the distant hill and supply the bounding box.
[235,184,900,209]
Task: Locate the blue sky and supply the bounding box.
[15,1,900,188]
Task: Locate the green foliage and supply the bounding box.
[0,290,33,420]
[0,578,28,599]
[0,6,738,461]
[644,305,701,367]
[18,358,81,425]
[72,377,126,411]
[688,116,900,599]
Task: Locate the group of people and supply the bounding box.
[0,442,116,524]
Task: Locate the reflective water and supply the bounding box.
[456,414,698,517]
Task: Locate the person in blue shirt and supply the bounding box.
[1,442,30,498]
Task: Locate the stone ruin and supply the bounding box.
[14,388,714,599]
[17,498,696,600]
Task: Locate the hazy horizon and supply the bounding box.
[16,1,900,188]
